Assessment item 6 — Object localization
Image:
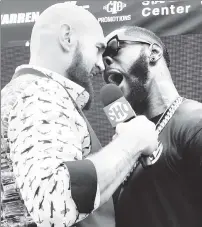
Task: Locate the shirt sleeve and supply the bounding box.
[185,123,202,157]
[7,77,99,227]
[180,114,202,169]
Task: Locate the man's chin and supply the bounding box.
[128,95,148,115]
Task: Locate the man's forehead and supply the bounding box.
[95,33,106,48]
[105,29,125,41]
[105,28,155,45]
[96,41,106,50]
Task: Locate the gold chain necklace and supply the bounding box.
[155,96,183,134]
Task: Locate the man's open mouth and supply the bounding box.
[104,69,123,86]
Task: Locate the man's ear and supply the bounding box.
[59,24,73,52]
[149,43,163,65]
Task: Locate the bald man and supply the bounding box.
[1,3,158,227]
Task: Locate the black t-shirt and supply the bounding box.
[115,99,202,227]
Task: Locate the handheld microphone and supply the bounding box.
[100,84,136,127]
[100,84,156,168]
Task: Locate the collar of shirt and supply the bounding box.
[14,64,90,110]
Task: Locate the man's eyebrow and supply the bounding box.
[96,42,106,51]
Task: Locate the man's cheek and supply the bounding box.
[119,81,131,98]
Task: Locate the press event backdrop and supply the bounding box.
[1,0,202,145]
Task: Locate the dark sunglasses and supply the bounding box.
[103,34,153,58]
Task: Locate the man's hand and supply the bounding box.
[88,115,158,204]
[115,115,158,157]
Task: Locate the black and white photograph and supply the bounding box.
[1,1,202,227]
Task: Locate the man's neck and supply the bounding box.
[29,58,66,78]
[143,77,179,120]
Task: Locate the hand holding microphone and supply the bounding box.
[115,116,158,157]
[100,84,158,160]
[87,84,158,204]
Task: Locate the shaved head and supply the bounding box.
[30,3,103,55]
[29,3,105,108]
[31,3,102,39]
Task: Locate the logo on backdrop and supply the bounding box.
[1,12,40,25]
[64,1,90,9]
[98,1,131,23]
[1,1,90,26]
[103,1,126,14]
[141,1,192,17]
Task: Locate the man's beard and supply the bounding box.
[67,45,94,110]
[124,52,149,115]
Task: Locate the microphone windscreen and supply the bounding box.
[100,84,123,107]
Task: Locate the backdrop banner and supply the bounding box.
[1,0,202,46]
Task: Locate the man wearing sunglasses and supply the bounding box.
[103,26,202,227]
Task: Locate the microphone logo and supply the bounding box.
[103,97,135,127]
[109,101,129,122]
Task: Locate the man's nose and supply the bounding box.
[103,56,114,67]
[96,57,105,72]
